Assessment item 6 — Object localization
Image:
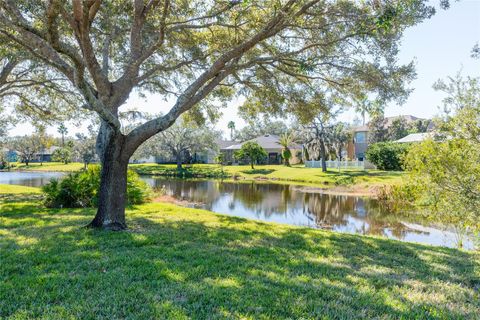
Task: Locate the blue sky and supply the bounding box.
[10,0,480,138]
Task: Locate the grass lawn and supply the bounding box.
[132,163,404,189]
[9,162,84,172]
[1,185,479,319]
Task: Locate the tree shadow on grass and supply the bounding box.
[1,205,479,319]
[241,169,276,175]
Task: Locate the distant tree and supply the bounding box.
[141,118,218,170]
[35,125,55,165]
[368,114,388,144]
[279,132,296,166]
[330,123,352,160]
[409,119,431,133]
[52,141,74,164]
[75,131,97,170]
[57,124,68,147]
[387,118,409,141]
[9,135,40,166]
[227,121,236,141]
[214,152,226,175]
[234,142,267,169]
[234,119,288,141]
[301,104,342,172]
[366,142,410,171]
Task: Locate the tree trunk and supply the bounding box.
[319,139,327,172]
[88,125,130,230]
[176,153,183,170]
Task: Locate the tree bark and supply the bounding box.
[176,153,183,170]
[88,125,130,230]
[319,139,327,172]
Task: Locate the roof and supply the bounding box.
[223,134,301,150]
[216,139,236,149]
[395,132,431,143]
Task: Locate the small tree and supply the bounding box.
[75,132,97,170]
[214,152,226,176]
[387,117,410,141]
[279,132,296,166]
[140,118,218,170]
[227,121,236,141]
[57,124,68,147]
[368,114,388,144]
[366,142,411,171]
[234,142,267,169]
[9,135,40,166]
[52,142,74,164]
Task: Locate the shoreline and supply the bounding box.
[2,168,383,197]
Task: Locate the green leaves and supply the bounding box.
[234,141,267,169]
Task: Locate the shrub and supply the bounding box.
[43,165,151,208]
[365,142,411,170]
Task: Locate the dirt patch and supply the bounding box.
[152,195,204,207]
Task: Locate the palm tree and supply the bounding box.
[279,132,295,166]
[227,121,235,140]
[57,123,68,147]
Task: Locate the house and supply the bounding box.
[35,146,60,162]
[222,134,302,165]
[1,148,18,162]
[347,115,431,160]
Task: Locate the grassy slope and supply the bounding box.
[1,186,478,319]
[10,162,84,172]
[132,163,404,188]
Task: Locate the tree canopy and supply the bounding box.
[0,0,438,229]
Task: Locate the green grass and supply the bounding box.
[132,163,404,189]
[0,184,41,194]
[9,162,84,172]
[1,186,479,319]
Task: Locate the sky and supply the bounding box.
[9,0,480,138]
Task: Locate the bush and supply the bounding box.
[365,142,411,171]
[43,165,151,208]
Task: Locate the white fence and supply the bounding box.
[305,160,365,170]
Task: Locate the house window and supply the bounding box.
[355,132,366,143]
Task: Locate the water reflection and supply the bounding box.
[0,171,64,187]
[144,177,475,249]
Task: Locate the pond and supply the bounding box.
[144,177,475,250]
[0,171,475,249]
[0,171,64,187]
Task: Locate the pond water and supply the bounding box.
[0,171,64,187]
[144,177,475,250]
[0,171,475,249]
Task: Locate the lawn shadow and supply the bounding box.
[240,169,276,175]
[1,206,479,319]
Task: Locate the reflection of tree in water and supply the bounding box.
[149,178,433,242]
[303,194,430,240]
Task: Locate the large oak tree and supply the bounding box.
[0,0,436,229]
